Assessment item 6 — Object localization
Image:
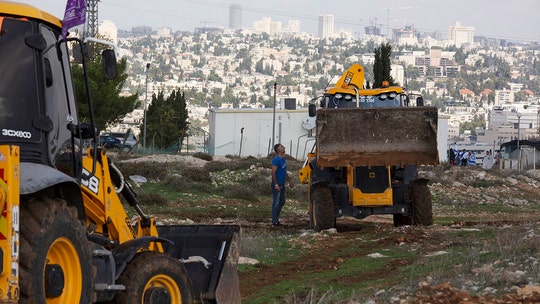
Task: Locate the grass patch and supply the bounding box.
[241,232,296,267]
[245,243,417,304]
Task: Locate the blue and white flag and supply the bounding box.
[468,153,476,165]
[61,0,87,39]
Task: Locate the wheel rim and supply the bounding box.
[143,274,181,304]
[45,237,83,303]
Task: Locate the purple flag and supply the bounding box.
[61,0,87,39]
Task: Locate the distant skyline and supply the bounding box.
[14,0,540,42]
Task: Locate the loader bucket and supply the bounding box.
[157,225,241,304]
[316,107,439,167]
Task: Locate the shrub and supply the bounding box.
[219,183,261,201]
[137,192,169,205]
[207,156,266,172]
[186,181,214,193]
[235,156,268,170]
[192,152,213,161]
[163,175,189,192]
[115,161,170,181]
[164,174,215,194]
[182,166,211,182]
[204,161,231,172]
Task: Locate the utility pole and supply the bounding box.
[517,112,522,151]
[239,127,244,157]
[517,112,522,170]
[143,63,150,151]
[272,82,277,148]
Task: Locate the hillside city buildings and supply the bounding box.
[99,5,540,165]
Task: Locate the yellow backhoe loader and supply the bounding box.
[299,63,439,231]
[0,2,240,303]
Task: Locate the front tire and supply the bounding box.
[310,184,335,232]
[20,196,93,303]
[112,251,194,304]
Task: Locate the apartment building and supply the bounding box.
[449,21,475,47]
[229,4,242,29]
[318,14,334,38]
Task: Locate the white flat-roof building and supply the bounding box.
[208,107,449,163]
[208,108,312,158]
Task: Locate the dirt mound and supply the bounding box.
[121,154,230,167]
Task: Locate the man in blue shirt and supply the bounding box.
[271,143,294,228]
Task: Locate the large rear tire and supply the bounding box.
[20,196,94,303]
[310,185,335,232]
[410,182,433,226]
[393,182,433,227]
[112,251,194,304]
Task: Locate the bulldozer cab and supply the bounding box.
[320,88,409,109]
[0,8,115,181]
[318,63,411,110]
[0,14,81,177]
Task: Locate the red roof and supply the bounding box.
[480,89,493,96]
[459,88,474,96]
[523,89,534,96]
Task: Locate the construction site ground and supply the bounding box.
[120,155,540,303]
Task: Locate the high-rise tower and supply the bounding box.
[229,4,242,29]
[318,14,334,38]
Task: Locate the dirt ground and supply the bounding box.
[238,214,540,303]
[233,165,540,303]
[125,155,540,303]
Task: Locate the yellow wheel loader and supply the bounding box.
[0,2,240,303]
[298,64,439,232]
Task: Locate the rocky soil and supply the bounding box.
[118,154,540,303]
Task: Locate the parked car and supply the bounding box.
[101,131,138,148]
[99,135,122,149]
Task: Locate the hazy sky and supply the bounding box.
[14,0,540,42]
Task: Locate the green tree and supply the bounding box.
[143,89,189,149]
[373,43,395,88]
[72,57,139,130]
[459,115,485,135]
[453,47,467,65]
[207,70,223,82]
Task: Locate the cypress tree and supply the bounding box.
[143,89,189,149]
[373,43,396,88]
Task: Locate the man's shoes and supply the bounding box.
[271,223,284,228]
